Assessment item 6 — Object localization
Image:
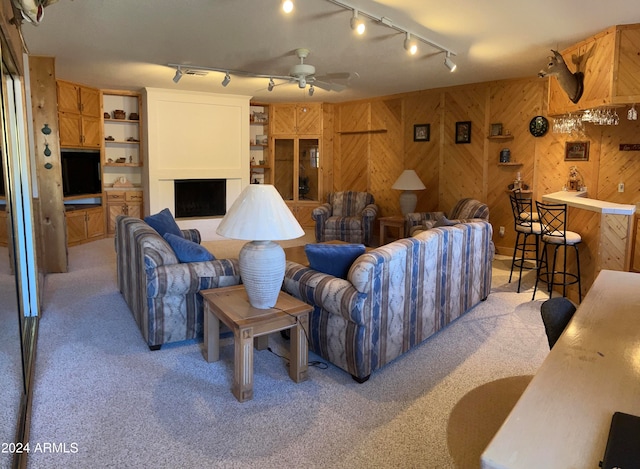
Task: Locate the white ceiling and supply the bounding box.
[20,0,640,103]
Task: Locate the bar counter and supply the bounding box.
[540,191,636,303]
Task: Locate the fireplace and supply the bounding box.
[174,179,226,218]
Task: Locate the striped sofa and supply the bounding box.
[282,220,494,382]
[115,216,241,350]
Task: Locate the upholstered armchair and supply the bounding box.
[312,191,378,246]
[406,198,489,236]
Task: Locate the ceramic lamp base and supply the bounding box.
[239,240,285,309]
[399,191,417,216]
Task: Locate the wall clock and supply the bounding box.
[529,116,549,137]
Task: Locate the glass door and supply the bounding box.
[274,137,320,203]
[298,138,319,202]
[0,46,40,469]
[274,138,294,201]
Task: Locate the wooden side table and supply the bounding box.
[201,285,312,402]
[379,215,406,245]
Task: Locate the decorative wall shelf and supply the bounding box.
[487,135,514,140]
[498,162,523,166]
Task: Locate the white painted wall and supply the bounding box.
[143,88,251,240]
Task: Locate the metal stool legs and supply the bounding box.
[509,230,540,293]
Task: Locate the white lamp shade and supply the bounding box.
[216,184,304,309]
[391,170,426,191]
[216,184,304,241]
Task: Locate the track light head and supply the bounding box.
[282,0,293,14]
[404,33,417,55]
[350,10,365,35]
[221,72,231,87]
[268,78,275,91]
[173,67,183,84]
[308,85,314,96]
[444,52,457,72]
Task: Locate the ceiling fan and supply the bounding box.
[282,48,359,93]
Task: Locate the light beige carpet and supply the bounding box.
[447,375,534,468]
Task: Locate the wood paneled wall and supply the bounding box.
[333,75,640,258]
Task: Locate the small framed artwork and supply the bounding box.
[490,123,503,136]
[414,124,430,142]
[455,121,472,144]
[565,141,590,161]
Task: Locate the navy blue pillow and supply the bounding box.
[163,233,215,263]
[145,208,183,238]
[305,243,366,279]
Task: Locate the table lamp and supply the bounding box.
[216,184,304,309]
[392,169,426,215]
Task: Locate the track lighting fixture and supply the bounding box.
[350,9,365,35]
[308,85,315,96]
[221,72,231,87]
[404,33,417,55]
[324,0,456,67]
[172,67,183,84]
[444,52,457,72]
[282,0,293,14]
[268,78,275,91]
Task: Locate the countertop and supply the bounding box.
[542,191,636,215]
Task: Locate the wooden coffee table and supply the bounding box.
[200,285,311,402]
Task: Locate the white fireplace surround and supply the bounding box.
[143,88,251,240]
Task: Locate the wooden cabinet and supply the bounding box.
[65,206,105,246]
[106,190,143,234]
[271,103,322,134]
[57,80,102,148]
[271,102,323,220]
[548,24,640,115]
[287,202,318,228]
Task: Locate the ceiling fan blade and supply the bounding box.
[313,80,347,92]
[316,72,360,81]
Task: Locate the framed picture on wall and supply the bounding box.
[565,141,589,161]
[414,124,430,142]
[455,121,471,144]
[490,123,503,136]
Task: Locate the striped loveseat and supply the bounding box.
[282,220,494,382]
[115,216,241,350]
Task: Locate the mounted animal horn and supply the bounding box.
[538,49,584,104]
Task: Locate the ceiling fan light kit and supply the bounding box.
[167,0,457,93]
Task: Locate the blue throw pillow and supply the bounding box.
[305,243,366,279]
[145,208,183,238]
[163,233,215,263]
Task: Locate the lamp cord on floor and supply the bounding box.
[267,307,328,369]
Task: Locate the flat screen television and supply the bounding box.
[61,150,102,197]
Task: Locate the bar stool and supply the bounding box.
[533,201,582,302]
[508,191,542,292]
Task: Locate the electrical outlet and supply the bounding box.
[499,226,505,237]
[618,182,625,192]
